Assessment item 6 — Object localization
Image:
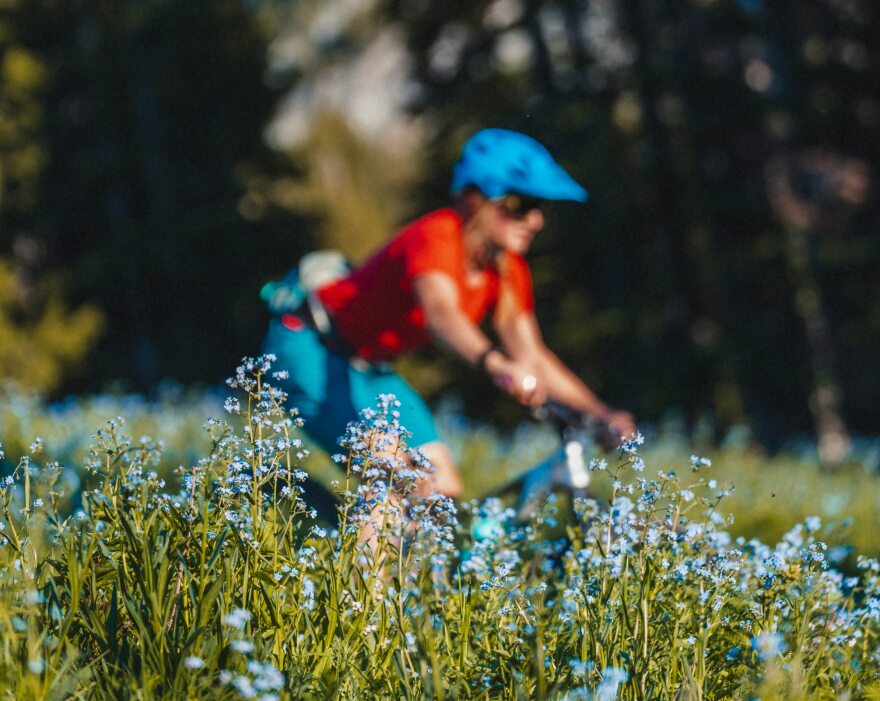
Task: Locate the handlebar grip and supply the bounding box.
[531,401,587,427]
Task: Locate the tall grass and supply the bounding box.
[2,381,879,558]
[0,357,878,699]
[442,413,880,560]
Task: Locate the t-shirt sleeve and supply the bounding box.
[506,254,535,312]
[401,211,461,281]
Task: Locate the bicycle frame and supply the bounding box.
[478,402,616,524]
[515,426,592,523]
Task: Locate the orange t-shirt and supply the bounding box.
[316,208,534,361]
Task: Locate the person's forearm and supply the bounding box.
[414,273,497,367]
[424,303,494,367]
[538,348,613,421]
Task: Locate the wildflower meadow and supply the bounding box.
[0,356,879,699]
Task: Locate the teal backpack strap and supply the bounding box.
[260,267,304,315]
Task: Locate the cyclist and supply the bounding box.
[263,128,636,498]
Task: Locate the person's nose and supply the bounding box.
[525,208,544,231]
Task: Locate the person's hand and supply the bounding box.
[484,351,547,407]
[603,410,637,443]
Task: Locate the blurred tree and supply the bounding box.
[9,0,311,391]
[0,38,45,224]
[0,1,102,392]
[249,0,450,395]
[2,0,878,447]
[0,257,102,393]
[246,110,419,263]
[251,0,425,262]
[384,0,880,442]
[765,151,870,466]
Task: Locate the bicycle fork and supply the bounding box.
[515,430,592,523]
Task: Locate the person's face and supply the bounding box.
[483,193,545,255]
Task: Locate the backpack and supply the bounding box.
[260,250,351,315]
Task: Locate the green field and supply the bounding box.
[0,360,878,699]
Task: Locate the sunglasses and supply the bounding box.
[494,193,543,219]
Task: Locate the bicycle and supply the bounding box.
[469,401,619,539]
[297,401,618,533]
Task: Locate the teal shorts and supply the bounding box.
[262,318,439,453]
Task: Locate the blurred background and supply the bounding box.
[1,0,878,461]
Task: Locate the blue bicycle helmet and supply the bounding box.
[450,128,588,202]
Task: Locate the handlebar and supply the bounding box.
[531,401,621,448]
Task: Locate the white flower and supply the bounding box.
[223,608,252,630]
[689,454,711,470]
[230,639,255,654]
[596,666,628,701]
[184,656,205,669]
[232,675,256,698]
[405,632,417,652]
[751,632,786,659]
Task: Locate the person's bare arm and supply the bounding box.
[412,272,493,363]
[412,272,545,405]
[496,311,636,437]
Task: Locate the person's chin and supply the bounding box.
[511,237,533,254]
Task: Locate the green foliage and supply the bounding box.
[1,381,879,557]
[259,110,422,264]
[0,381,219,479]
[0,359,878,699]
[1,0,877,446]
[385,0,880,439]
[442,413,880,559]
[0,3,103,396]
[1,0,310,390]
[0,26,47,218]
[0,257,102,394]
[247,0,426,262]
